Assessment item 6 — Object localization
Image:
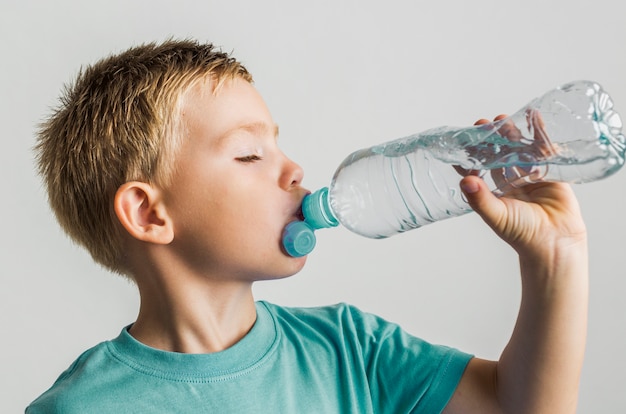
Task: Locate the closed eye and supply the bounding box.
[236,154,263,163]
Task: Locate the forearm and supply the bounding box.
[496,238,589,413]
[449,176,590,414]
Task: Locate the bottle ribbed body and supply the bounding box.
[326,80,625,238]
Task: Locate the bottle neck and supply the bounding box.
[302,187,339,230]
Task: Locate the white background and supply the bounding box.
[2,1,625,412]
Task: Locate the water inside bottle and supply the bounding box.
[328,81,625,239]
[330,118,625,239]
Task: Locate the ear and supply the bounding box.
[114,182,174,244]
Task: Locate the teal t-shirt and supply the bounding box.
[27,302,472,413]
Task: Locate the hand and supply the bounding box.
[460,115,587,258]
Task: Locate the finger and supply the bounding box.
[460,175,506,231]
[493,114,508,121]
[527,109,546,140]
[490,165,542,197]
[527,109,557,158]
[495,116,525,143]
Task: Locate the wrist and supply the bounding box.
[518,236,588,295]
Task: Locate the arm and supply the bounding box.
[443,119,589,414]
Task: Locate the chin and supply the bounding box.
[260,254,308,281]
[283,254,309,278]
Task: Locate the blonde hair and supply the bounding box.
[36,39,252,275]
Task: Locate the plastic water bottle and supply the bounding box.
[282,80,625,257]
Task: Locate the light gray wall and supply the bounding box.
[3,1,624,412]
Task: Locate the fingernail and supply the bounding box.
[461,181,480,194]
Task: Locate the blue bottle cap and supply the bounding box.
[282,221,317,257]
[303,187,339,230]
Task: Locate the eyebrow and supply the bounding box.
[219,121,280,143]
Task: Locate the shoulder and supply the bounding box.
[258,301,472,411]
[26,338,119,413]
[259,300,470,360]
[259,300,375,326]
[258,301,403,345]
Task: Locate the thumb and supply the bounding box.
[460,175,506,230]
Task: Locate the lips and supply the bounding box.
[296,191,311,221]
[287,191,309,223]
[296,204,305,221]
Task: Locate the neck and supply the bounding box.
[129,268,257,354]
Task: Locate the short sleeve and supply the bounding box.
[345,305,473,414]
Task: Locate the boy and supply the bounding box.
[27,39,588,413]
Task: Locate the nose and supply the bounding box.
[280,155,304,189]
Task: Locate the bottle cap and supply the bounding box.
[302,187,339,230]
[282,221,317,257]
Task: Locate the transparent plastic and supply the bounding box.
[282,80,625,255]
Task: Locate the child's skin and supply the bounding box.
[114,78,309,353]
[114,77,588,413]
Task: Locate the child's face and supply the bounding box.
[162,77,309,281]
